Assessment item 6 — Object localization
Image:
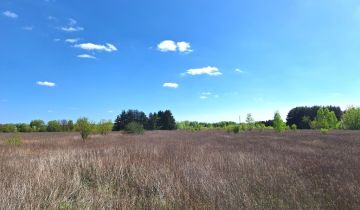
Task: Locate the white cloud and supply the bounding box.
[186,66,222,76]
[177,41,192,53]
[75,43,117,52]
[200,96,208,100]
[77,54,96,59]
[65,38,80,43]
[157,40,193,53]
[48,16,57,21]
[163,82,179,88]
[36,81,56,87]
[202,92,212,96]
[235,68,245,73]
[107,110,114,113]
[53,38,61,42]
[60,26,84,32]
[157,40,177,52]
[3,11,18,19]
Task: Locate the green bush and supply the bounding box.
[97,120,113,135]
[291,124,297,131]
[124,122,144,134]
[342,107,360,130]
[76,118,94,140]
[273,112,286,133]
[311,108,338,129]
[320,128,329,134]
[6,135,22,146]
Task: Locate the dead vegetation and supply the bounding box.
[0,130,359,209]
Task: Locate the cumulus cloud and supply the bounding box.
[3,11,18,19]
[157,40,193,53]
[36,81,56,87]
[157,40,177,52]
[186,66,222,76]
[65,38,80,43]
[200,95,208,100]
[163,82,179,88]
[74,43,117,52]
[77,54,96,59]
[177,41,192,53]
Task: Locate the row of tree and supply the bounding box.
[114,109,176,131]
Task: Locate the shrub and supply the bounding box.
[291,124,297,131]
[311,108,338,129]
[273,111,286,133]
[124,122,144,134]
[320,128,329,134]
[97,120,113,135]
[76,118,94,140]
[342,107,360,130]
[226,125,240,134]
[246,113,255,130]
[6,135,22,146]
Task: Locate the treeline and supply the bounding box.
[0,109,176,133]
[177,106,360,132]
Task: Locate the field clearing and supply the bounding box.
[0,130,359,209]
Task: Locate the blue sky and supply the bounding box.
[1,0,360,123]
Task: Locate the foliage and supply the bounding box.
[16,123,32,132]
[273,112,286,133]
[246,113,255,130]
[320,128,329,134]
[311,108,338,129]
[286,106,342,129]
[114,110,148,131]
[291,124,297,131]
[6,135,22,146]
[342,107,360,130]
[97,120,113,135]
[47,120,62,132]
[0,124,17,133]
[76,118,94,140]
[30,120,46,132]
[124,122,144,134]
[157,110,176,130]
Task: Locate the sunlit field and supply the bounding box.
[0,130,359,209]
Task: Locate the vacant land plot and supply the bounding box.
[0,130,359,209]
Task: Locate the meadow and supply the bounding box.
[0,130,359,209]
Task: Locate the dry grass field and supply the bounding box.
[0,130,359,210]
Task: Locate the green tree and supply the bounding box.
[30,120,46,132]
[47,120,61,132]
[246,113,255,130]
[97,120,113,135]
[311,108,338,129]
[17,123,32,132]
[157,110,176,130]
[342,107,360,130]
[124,122,144,134]
[273,111,286,132]
[76,117,94,140]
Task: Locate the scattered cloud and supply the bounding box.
[65,38,80,43]
[48,16,57,21]
[200,92,219,100]
[74,43,117,52]
[177,41,192,53]
[60,26,84,32]
[253,97,264,103]
[53,38,61,42]
[36,81,56,87]
[186,66,222,76]
[77,54,96,59]
[163,82,179,88]
[202,92,212,96]
[235,68,245,73]
[59,18,84,32]
[22,26,34,31]
[200,95,208,100]
[157,40,193,53]
[3,10,18,19]
[107,110,114,113]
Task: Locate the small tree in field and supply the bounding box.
[342,107,360,130]
[246,113,255,130]
[97,120,113,135]
[273,111,286,133]
[76,118,94,141]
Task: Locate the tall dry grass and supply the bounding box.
[0,130,359,209]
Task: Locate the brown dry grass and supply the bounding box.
[0,130,359,209]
